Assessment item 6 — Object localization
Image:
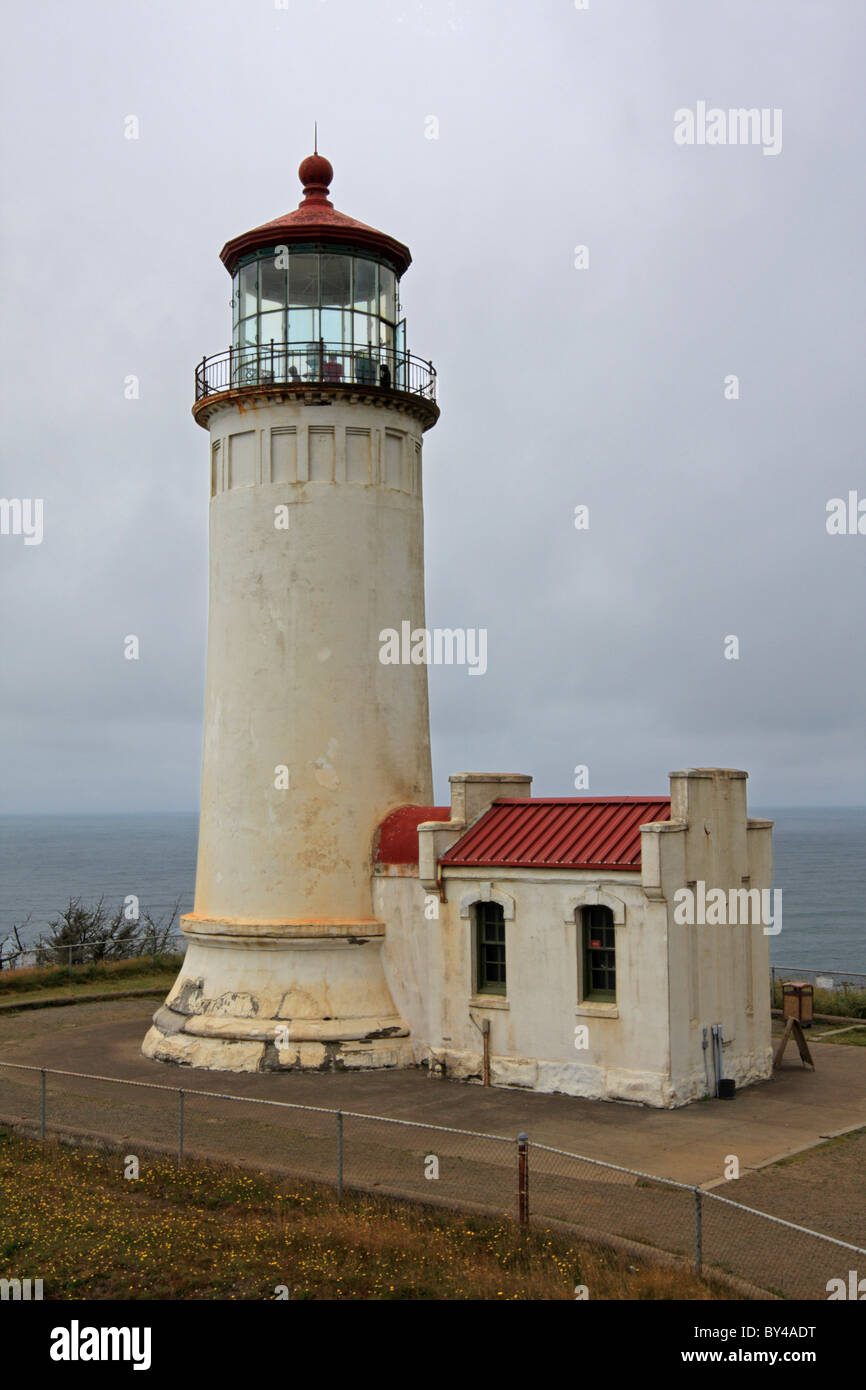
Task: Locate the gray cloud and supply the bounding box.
[1,0,863,812]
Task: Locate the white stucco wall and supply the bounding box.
[378,867,676,1104]
[195,395,432,925]
[377,768,773,1108]
[650,769,773,1103]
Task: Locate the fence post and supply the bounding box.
[68,944,73,979]
[517,1132,529,1227]
[177,1089,184,1168]
[694,1188,703,1274]
[336,1109,343,1199]
[40,1068,46,1141]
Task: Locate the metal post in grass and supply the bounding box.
[40,1068,46,1141]
[336,1109,344,1199]
[517,1132,529,1226]
[694,1188,703,1274]
[68,944,73,979]
[177,1089,184,1168]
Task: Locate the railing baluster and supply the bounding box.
[192,344,435,405]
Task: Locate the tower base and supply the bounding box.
[141,915,414,1074]
[141,1020,414,1073]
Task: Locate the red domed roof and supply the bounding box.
[373,805,449,865]
[219,152,412,276]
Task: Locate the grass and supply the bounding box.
[0,956,181,1002]
[771,1013,866,1046]
[0,1128,735,1301]
[816,1027,866,1046]
[806,1017,866,1046]
[772,1125,865,1167]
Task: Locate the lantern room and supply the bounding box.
[231,249,400,371]
[195,152,436,407]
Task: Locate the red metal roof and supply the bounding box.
[220,153,412,277]
[374,805,450,865]
[441,798,671,872]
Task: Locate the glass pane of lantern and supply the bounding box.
[232,272,240,327]
[259,310,284,349]
[320,307,348,349]
[320,254,351,307]
[352,257,377,315]
[302,335,322,374]
[354,311,376,348]
[239,316,258,346]
[239,262,258,318]
[289,254,319,307]
[260,258,286,313]
[379,266,396,323]
[287,308,314,346]
[394,320,407,387]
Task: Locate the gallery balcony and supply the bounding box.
[192,341,439,429]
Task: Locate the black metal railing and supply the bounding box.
[195,341,436,403]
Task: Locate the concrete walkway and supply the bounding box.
[1,998,863,1187]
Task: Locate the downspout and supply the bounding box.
[711,1023,724,1097]
[482,1018,490,1086]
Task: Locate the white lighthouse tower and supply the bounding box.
[143,151,439,1072]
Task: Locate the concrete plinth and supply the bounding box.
[141,915,413,1073]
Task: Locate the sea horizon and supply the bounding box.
[0,805,863,973]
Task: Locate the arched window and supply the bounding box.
[580,905,616,1001]
[474,901,506,996]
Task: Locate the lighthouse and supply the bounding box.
[143,151,439,1072]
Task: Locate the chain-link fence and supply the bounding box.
[771,966,866,992]
[527,1142,866,1301]
[0,1060,861,1300]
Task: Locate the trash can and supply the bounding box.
[782,981,814,1028]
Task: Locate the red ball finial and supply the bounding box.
[298,153,333,205]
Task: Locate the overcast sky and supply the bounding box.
[1,0,863,813]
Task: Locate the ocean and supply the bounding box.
[0,807,863,972]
